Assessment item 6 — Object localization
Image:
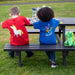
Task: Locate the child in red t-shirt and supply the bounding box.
[1,6,33,57]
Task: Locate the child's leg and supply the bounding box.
[45,51,51,59]
[46,51,58,68]
[50,51,55,63]
[9,51,14,57]
[45,51,55,63]
[25,51,33,57]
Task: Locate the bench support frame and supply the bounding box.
[15,50,68,67]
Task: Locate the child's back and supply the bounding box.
[33,19,59,44]
[33,7,59,68]
[1,6,33,57]
[2,16,30,45]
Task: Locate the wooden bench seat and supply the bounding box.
[4,43,75,67]
[4,43,75,51]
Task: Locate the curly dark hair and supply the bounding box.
[37,7,54,22]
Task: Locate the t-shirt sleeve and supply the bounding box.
[2,20,9,29]
[54,19,59,28]
[23,16,30,26]
[33,21,40,29]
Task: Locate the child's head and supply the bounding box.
[37,7,54,22]
[9,6,20,17]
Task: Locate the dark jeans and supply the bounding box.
[40,43,55,62]
[9,51,33,57]
[45,51,55,62]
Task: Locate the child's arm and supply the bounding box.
[1,20,9,29]
[25,18,30,26]
[23,16,30,26]
[54,19,60,28]
[1,22,3,25]
[33,21,47,32]
[30,20,37,26]
[40,28,47,32]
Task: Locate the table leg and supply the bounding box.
[59,26,62,37]
[19,52,21,67]
[15,51,21,67]
[63,51,66,66]
[62,26,65,43]
[65,51,69,56]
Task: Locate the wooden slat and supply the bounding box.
[27,29,75,34]
[4,43,75,51]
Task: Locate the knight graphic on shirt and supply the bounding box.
[45,24,53,36]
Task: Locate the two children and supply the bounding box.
[1,6,33,57]
[2,6,59,68]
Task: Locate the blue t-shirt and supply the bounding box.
[33,18,59,45]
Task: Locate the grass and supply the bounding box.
[0,0,73,4]
[0,2,75,22]
[0,2,75,75]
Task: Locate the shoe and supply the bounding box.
[51,63,58,68]
[25,53,34,57]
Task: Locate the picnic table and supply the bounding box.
[4,17,75,67]
[58,17,75,43]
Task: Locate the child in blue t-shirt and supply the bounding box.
[33,7,59,68]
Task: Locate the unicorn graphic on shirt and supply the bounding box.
[10,25,23,37]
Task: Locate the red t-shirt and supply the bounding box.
[2,16,30,45]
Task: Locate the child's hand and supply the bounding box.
[30,20,37,25]
[1,22,3,25]
[33,20,37,22]
[31,23,33,25]
[30,23,33,26]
